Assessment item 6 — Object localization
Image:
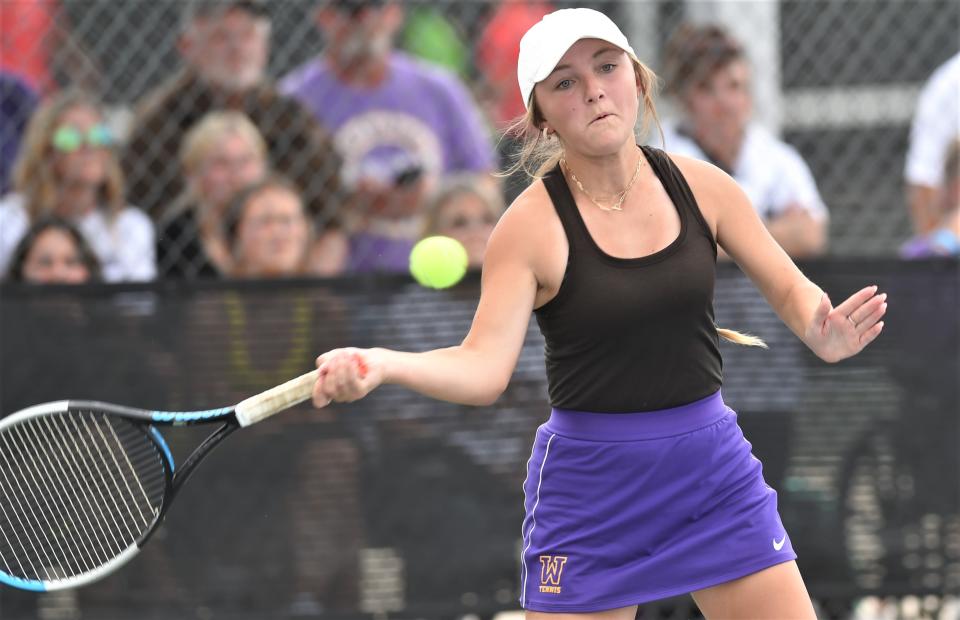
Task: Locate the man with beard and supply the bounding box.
[125,0,342,227]
[280,0,496,274]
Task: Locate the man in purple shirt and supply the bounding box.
[280,0,496,273]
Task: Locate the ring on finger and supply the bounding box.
[847,315,857,327]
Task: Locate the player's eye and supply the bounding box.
[600,63,616,73]
[555,78,573,90]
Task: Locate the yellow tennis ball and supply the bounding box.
[409,236,469,289]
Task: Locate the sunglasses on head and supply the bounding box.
[51,124,114,152]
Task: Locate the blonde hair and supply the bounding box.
[12,90,126,222]
[716,328,767,348]
[179,110,268,179]
[500,56,765,348]
[421,174,505,238]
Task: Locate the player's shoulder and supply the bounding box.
[502,176,555,224]
[664,152,749,217]
[664,152,737,191]
[486,176,557,254]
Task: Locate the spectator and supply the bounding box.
[905,52,960,235]
[125,0,342,224]
[0,90,155,281]
[901,137,960,258]
[224,175,322,278]
[156,111,268,279]
[0,72,39,193]
[421,175,504,269]
[658,23,828,258]
[279,0,497,274]
[5,216,101,283]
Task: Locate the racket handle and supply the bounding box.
[235,369,319,427]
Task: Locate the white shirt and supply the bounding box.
[657,121,829,222]
[0,193,156,282]
[905,53,960,187]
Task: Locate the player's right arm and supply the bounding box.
[313,191,542,407]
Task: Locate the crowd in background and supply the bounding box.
[0,0,957,287]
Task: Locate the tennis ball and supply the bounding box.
[409,236,468,289]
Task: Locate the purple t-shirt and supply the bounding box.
[280,52,495,189]
[346,232,417,274]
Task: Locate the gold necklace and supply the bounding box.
[561,153,644,212]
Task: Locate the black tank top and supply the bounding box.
[534,146,723,412]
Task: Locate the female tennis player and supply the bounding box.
[312,8,886,618]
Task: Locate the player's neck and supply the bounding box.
[562,145,643,199]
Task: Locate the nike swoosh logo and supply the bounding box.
[773,535,787,551]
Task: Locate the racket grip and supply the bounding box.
[235,369,320,427]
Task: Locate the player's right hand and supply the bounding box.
[312,348,382,407]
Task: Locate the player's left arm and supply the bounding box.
[676,155,886,363]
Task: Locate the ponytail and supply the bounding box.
[716,327,767,348]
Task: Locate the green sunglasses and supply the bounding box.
[51,124,114,152]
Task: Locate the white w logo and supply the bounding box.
[539,555,568,586]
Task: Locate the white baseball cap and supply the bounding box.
[517,8,639,111]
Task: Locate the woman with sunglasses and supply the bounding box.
[0,90,155,281]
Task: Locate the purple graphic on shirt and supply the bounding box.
[281,52,495,190]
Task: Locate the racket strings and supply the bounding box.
[0,410,166,583]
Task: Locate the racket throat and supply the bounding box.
[168,421,240,501]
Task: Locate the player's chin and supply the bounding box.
[581,130,633,156]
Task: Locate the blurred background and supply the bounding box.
[0,0,957,618]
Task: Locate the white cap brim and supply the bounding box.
[518,8,638,111]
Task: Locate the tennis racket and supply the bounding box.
[0,366,334,592]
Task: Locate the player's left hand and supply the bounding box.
[805,285,887,363]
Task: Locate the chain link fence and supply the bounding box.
[1,0,957,280]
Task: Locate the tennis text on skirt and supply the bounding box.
[519,390,796,612]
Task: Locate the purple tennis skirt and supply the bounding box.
[520,390,796,612]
